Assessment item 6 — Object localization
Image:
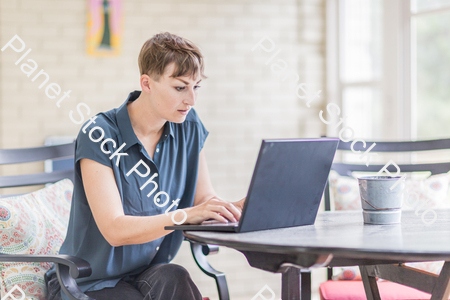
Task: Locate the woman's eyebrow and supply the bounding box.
[174,78,202,85]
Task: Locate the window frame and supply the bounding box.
[326,0,450,141]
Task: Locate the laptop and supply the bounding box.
[165,138,339,233]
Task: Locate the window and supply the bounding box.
[411,0,450,139]
[327,0,450,141]
[327,0,384,140]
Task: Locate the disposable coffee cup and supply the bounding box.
[357,176,405,224]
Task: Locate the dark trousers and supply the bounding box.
[47,264,203,300]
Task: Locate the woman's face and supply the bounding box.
[145,62,202,123]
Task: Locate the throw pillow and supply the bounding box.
[332,267,361,280]
[329,171,450,211]
[405,261,444,275]
[328,171,362,210]
[0,179,73,300]
[402,173,450,209]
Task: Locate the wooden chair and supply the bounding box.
[0,142,230,300]
[320,138,450,299]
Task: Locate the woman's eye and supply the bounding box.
[175,86,201,91]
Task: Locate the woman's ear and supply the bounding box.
[140,74,152,93]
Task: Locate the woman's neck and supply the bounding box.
[127,93,166,138]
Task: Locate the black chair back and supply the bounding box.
[0,142,75,190]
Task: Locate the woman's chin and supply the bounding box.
[170,114,187,123]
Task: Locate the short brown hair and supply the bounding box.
[138,32,206,80]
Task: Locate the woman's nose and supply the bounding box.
[185,88,196,106]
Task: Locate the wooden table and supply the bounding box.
[184,209,450,300]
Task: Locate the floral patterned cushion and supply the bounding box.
[404,261,444,275]
[328,170,450,211]
[0,179,73,300]
[328,171,362,210]
[332,267,362,280]
[402,173,450,209]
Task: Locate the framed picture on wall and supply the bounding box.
[87,0,123,56]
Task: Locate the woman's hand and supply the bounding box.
[233,197,246,213]
[183,196,242,224]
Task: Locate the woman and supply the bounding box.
[47,32,245,300]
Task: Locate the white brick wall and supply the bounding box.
[0,0,327,299]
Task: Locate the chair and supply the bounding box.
[319,138,450,299]
[0,142,230,300]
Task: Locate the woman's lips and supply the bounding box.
[178,109,189,115]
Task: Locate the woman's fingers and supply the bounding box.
[185,197,243,224]
[210,205,237,223]
[224,202,242,220]
[209,212,229,223]
[235,197,246,211]
[208,199,241,221]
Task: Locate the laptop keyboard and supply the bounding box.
[201,219,239,226]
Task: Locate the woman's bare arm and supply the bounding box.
[192,149,246,223]
[81,156,243,246]
[80,158,180,246]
